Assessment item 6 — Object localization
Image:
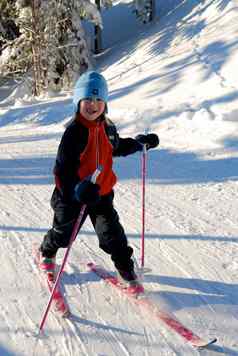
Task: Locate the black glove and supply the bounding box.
[74,180,100,206]
[136,133,159,150]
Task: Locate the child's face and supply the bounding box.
[80,99,106,121]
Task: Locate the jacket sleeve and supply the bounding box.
[53,124,84,203]
[104,117,142,157]
[113,137,142,157]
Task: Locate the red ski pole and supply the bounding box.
[140,144,147,269]
[39,167,101,333]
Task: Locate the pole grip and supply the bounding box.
[91,165,102,184]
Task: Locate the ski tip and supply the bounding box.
[194,337,217,349]
[206,337,217,347]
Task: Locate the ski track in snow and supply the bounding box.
[0,124,237,355]
[67,240,194,356]
[1,0,238,354]
[0,180,188,355]
[113,152,238,351]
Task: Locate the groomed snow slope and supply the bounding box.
[0,0,238,355]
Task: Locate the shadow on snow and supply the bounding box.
[0,98,72,127]
[0,225,237,244]
[0,145,237,185]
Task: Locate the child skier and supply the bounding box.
[39,71,159,286]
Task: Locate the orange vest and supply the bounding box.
[77,115,117,196]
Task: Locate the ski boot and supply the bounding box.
[116,268,144,295]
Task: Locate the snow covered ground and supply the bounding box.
[0,0,238,355]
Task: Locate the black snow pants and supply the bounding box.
[40,188,134,272]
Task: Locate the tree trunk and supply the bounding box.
[94,0,102,54]
[31,0,42,95]
[148,0,155,22]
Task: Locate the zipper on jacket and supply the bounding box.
[95,122,100,170]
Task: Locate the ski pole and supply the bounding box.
[39,167,101,333]
[140,144,147,269]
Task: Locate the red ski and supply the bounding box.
[45,271,70,317]
[87,262,217,349]
[33,246,70,317]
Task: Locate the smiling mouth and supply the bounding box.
[87,110,98,114]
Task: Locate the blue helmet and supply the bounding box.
[73,71,108,111]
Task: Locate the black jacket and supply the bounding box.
[53,116,142,203]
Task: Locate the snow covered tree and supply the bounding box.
[0,0,102,95]
[0,0,19,55]
[41,0,102,90]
